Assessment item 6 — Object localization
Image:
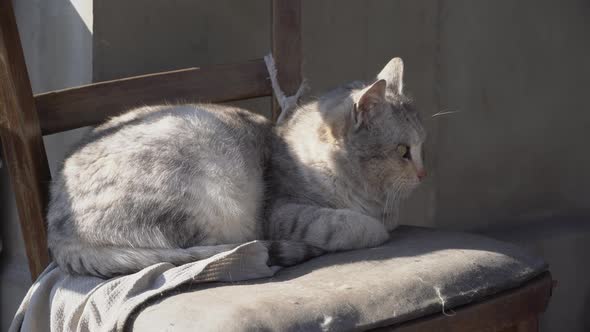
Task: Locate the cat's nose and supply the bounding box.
[417,169,427,181]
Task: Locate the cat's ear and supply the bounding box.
[352,79,386,130]
[377,57,404,95]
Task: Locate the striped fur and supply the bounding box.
[47,104,322,277]
[47,57,425,278]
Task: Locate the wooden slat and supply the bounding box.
[35,59,272,135]
[370,272,553,332]
[0,0,51,280]
[271,0,302,122]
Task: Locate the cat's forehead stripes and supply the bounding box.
[398,104,426,144]
[375,97,425,146]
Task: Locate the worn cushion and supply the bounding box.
[131,226,547,331]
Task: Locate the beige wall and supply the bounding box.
[2,1,589,330]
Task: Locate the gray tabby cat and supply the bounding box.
[47,57,426,278]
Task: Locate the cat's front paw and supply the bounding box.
[317,214,390,251]
[360,219,390,248]
[263,240,325,267]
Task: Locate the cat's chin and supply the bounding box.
[396,182,420,198]
[384,179,419,196]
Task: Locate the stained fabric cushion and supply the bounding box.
[131,226,547,331]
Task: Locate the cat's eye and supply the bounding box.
[396,144,411,160]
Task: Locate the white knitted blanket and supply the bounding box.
[9,241,275,332]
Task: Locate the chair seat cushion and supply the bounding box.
[131,226,547,331]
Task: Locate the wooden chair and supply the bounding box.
[0,0,552,330]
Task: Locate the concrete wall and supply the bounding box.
[0,0,92,330]
[434,0,590,230]
[432,3,590,329]
[2,0,589,330]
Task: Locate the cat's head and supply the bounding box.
[327,58,426,198]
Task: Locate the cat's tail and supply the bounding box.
[50,240,324,278]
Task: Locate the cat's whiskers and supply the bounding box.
[431,109,461,118]
[382,175,404,225]
[382,190,391,225]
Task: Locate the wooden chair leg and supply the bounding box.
[515,317,538,332]
[498,316,539,332]
[0,0,51,280]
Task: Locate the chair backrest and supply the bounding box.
[0,0,301,280]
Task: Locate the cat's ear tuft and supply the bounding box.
[352,79,386,130]
[377,57,404,95]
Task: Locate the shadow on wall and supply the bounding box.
[13,0,94,174]
[433,0,590,229]
[93,0,269,80]
[15,0,92,93]
[95,0,273,119]
[584,292,590,332]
